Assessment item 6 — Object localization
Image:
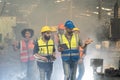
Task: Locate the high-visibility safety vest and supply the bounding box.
[60,33,80,61]
[37,38,54,56]
[20,39,34,62]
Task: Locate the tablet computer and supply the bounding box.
[59,44,68,49]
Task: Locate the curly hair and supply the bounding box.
[21,28,34,38]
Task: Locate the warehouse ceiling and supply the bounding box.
[0,0,118,25]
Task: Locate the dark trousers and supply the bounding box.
[37,62,53,80]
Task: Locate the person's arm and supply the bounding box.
[80,47,87,58]
[53,45,56,55]
[33,40,39,55]
[12,40,20,51]
[78,38,92,63]
[79,38,93,49]
[57,38,64,52]
[78,46,87,63]
[51,45,56,60]
[78,37,86,63]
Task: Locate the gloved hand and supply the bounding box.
[51,55,56,61]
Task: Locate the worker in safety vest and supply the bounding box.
[51,24,65,46]
[58,20,92,80]
[73,27,86,80]
[58,23,65,35]
[57,23,65,44]
[51,26,58,44]
[13,28,35,80]
[34,26,56,80]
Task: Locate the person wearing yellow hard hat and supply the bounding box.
[73,27,92,80]
[73,27,80,34]
[73,27,86,80]
[34,26,56,80]
[51,26,57,32]
[40,26,51,33]
[51,26,58,43]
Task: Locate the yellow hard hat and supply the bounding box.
[40,26,51,33]
[51,26,57,32]
[73,27,80,31]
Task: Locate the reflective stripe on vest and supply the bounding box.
[20,40,34,62]
[62,53,79,56]
[37,38,54,56]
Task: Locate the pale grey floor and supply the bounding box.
[0,45,120,80]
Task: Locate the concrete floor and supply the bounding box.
[93,74,120,80]
[0,45,120,80]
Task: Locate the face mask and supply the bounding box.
[59,30,64,34]
[44,35,50,40]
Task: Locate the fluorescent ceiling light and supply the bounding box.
[107,12,112,16]
[55,0,61,3]
[55,0,65,3]
[96,7,112,11]
[93,12,99,14]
